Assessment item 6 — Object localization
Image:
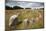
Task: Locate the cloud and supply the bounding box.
[5,1,44,8]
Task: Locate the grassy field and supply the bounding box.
[5,9,44,31]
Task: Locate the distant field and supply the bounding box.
[5,9,44,31]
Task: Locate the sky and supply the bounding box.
[5,1,44,8]
[5,0,43,2]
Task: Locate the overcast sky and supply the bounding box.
[5,1,44,8]
[5,0,43,2]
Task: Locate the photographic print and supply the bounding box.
[5,0,44,31]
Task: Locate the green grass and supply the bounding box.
[5,9,44,30]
